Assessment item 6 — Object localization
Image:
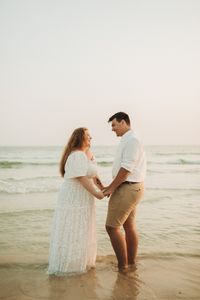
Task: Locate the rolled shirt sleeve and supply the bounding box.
[121,139,140,172]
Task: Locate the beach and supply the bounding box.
[1,256,200,299]
[0,145,200,299]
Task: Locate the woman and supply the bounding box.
[48,127,104,275]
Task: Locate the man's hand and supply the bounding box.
[102,186,114,197]
[102,168,129,197]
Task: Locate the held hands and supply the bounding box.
[102,186,114,197]
[95,184,115,199]
[95,191,104,200]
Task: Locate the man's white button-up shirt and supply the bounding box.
[112,130,146,182]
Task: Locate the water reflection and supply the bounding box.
[111,268,141,300]
[48,268,98,300]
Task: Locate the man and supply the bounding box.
[103,112,146,271]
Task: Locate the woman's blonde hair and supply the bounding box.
[59,127,87,177]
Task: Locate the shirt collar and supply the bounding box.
[121,129,133,141]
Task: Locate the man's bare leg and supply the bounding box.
[106,225,128,269]
[123,215,138,265]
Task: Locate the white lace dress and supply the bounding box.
[48,151,98,275]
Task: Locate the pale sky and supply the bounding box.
[0,0,200,146]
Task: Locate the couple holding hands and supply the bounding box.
[48,112,146,275]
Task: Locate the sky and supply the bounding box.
[0,0,200,146]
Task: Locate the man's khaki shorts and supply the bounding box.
[106,182,144,228]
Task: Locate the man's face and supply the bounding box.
[111,118,123,136]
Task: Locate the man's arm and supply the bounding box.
[103,167,130,196]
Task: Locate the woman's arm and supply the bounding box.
[77,176,104,199]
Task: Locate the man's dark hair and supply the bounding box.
[108,112,130,125]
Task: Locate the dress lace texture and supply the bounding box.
[48,151,98,275]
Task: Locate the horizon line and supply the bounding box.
[0,144,200,147]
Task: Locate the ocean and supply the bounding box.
[0,145,199,262]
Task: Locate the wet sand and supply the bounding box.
[0,255,200,300]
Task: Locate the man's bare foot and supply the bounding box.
[118,265,128,274]
[128,263,137,270]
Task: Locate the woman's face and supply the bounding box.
[83,130,92,149]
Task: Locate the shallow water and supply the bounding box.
[0,145,200,261]
[0,256,200,300]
